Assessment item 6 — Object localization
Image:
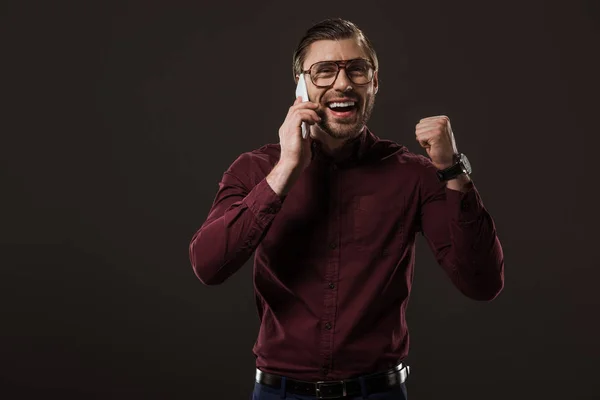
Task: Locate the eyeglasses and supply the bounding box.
[301,58,375,88]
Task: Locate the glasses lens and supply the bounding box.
[346,59,373,85]
[310,60,374,87]
[311,62,339,87]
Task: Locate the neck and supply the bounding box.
[311,126,365,158]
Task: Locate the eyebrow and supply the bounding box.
[306,58,368,67]
[314,58,365,63]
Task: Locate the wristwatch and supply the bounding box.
[436,153,472,181]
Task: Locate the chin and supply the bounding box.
[321,120,363,140]
[327,128,359,139]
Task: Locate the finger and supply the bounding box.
[417,139,430,148]
[415,131,435,141]
[415,126,447,138]
[292,100,319,110]
[419,115,449,123]
[294,109,322,125]
[415,127,443,137]
[416,133,451,150]
[416,119,448,129]
[288,99,301,116]
[288,98,316,117]
[417,117,447,125]
[415,128,445,142]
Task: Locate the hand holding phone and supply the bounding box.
[295,74,310,139]
[275,79,319,173]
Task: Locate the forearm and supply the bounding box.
[189,178,283,285]
[423,181,504,301]
[446,212,505,300]
[266,160,303,197]
[189,208,257,285]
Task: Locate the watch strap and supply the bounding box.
[437,163,463,181]
[436,154,469,181]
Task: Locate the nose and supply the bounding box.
[332,66,353,91]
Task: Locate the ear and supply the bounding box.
[373,70,379,94]
[294,75,299,85]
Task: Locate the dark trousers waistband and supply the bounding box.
[255,363,410,399]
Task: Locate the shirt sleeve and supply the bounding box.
[418,158,505,301]
[189,153,284,285]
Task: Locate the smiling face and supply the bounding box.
[298,38,379,142]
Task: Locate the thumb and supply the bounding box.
[418,139,429,148]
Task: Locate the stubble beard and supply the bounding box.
[316,94,376,140]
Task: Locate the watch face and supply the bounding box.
[460,154,472,174]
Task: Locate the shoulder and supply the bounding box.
[231,143,280,169]
[225,142,281,186]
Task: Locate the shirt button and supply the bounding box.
[325,322,332,330]
[329,242,337,249]
[328,282,335,289]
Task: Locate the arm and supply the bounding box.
[189,154,291,285]
[419,160,504,301]
[190,96,319,285]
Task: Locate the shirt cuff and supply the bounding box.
[244,178,285,227]
[445,182,484,222]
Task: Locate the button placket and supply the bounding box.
[320,163,340,374]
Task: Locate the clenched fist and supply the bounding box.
[415,115,459,170]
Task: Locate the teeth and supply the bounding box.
[329,101,355,108]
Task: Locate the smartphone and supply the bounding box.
[295,74,310,139]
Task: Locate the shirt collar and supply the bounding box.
[311,126,376,167]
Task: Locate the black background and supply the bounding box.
[2,1,599,399]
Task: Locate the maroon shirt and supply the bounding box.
[189,127,504,381]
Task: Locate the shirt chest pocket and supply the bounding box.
[352,194,405,253]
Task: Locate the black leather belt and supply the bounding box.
[255,363,410,399]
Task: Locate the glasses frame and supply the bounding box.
[301,58,376,88]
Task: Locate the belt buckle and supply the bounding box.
[315,380,346,399]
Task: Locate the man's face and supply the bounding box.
[298,38,379,141]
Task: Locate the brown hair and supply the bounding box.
[292,18,379,82]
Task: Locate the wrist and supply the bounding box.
[267,161,302,197]
[436,153,472,183]
[446,173,472,192]
[276,158,303,174]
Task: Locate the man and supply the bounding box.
[189,18,504,400]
